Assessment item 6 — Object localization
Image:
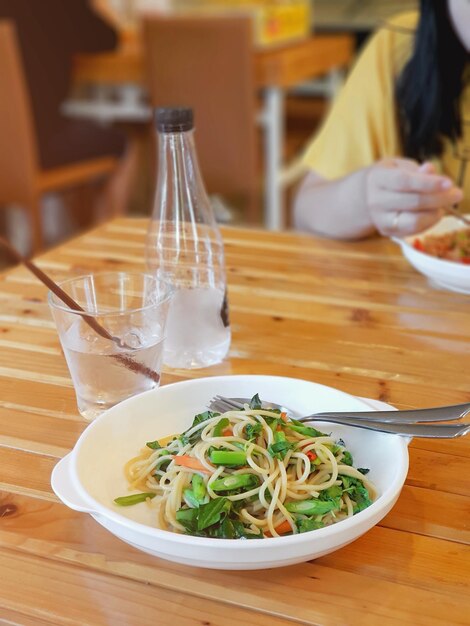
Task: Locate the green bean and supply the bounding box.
[114,492,156,506]
[210,450,247,466]
[284,499,339,515]
[192,474,207,501]
[183,489,201,508]
[211,474,259,492]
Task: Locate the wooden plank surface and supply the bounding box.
[0,218,469,625]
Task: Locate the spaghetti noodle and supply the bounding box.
[115,396,377,538]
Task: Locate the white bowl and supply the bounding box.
[394,216,470,294]
[51,375,409,570]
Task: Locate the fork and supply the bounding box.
[208,396,470,439]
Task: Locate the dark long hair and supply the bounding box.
[396,0,468,160]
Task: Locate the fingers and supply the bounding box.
[381,157,421,170]
[377,187,463,211]
[377,209,443,237]
[377,168,454,193]
[367,159,463,237]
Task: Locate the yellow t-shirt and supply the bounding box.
[302,12,470,211]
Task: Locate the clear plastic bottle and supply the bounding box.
[146,107,231,369]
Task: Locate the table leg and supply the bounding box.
[264,86,284,230]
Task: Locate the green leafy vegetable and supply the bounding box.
[176,495,264,539]
[288,420,326,438]
[268,432,294,460]
[213,417,230,437]
[114,492,156,506]
[341,451,353,466]
[357,467,370,475]
[340,475,372,514]
[197,497,231,531]
[146,440,162,450]
[350,484,372,513]
[296,517,325,533]
[318,485,342,501]
[192,410,220,427]
[206,516,247,539]
[245,421,262,441]
[175,506,199,532]
[267,441,289,459]
[249,394,262,410]
[176,498,233,534]
[179,410,221,446]
[264,416,282,429]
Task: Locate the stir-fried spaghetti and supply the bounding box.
[115,396,377,538]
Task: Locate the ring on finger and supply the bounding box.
[392,210,402,232]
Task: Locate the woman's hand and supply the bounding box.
[365,158,463,237]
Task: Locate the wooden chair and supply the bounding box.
[0,21,122,253]
[142,14,259,221]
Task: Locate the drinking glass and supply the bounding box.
[48,272,172,421]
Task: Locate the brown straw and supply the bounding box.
[0,236,160,383]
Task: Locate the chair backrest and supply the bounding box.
[0,21,38,205]
[142,14,257,198]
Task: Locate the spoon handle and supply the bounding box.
[444,206,470,227]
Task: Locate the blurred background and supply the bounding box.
[0,0,417,263]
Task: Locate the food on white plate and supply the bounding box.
[413,228,470,264]
[114,394,376,539]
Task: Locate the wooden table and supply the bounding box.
[314,0,418,32]
[1,218,469,625]
[70,34,353,230]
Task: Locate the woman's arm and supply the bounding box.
[294,159,463,240]
[294,169,373,240]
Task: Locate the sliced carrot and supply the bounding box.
[280,412,288,422]
[265,519,293,537]
[174,455,212,474]
[222,428,233,437]
[306,450,317,462]
[276,424,283,432]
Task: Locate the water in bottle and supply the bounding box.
[146,107,231,369]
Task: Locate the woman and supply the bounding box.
[294,0,469,239]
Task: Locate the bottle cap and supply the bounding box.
[155,107,194,133]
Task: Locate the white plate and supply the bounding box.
[394,216,470,294]
[51,375,409,570]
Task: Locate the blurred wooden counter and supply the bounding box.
[0,218,469,624]
[73,32,354,89]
